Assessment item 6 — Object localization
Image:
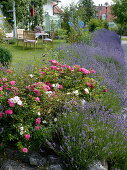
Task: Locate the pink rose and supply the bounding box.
[22,148,28,153]
[0,112,3,119]
[0,87,3,91]
[35,126,41,130]
[10,81,16,85]
[42,85,51,91]
[33,89,41,96]
[24,134,31,140]
[35,97,40,102]
[49,60,59,66]
[50,66,57,70]
[40,72,46,75]
[36,117,41,125]
[5,109,13,115]
[1,78,7,82]
[103,89,108,92]
[59,85,63,89]
[78,68,90,75]
[7,69,13,73]
[90,69,96,74]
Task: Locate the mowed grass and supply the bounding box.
[1,39,66,73]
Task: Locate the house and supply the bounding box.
[96,4,116,27]
[43,0,63,32]
[0,6,4,29]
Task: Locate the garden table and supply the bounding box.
[35,32,49,48]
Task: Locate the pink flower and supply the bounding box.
[35,97,40,102]
[103,89,108,92]
[0,112,3,119]
[10,81,16,85]
[5,109,13,115]
[59,85,63,89]
[33,89,41,96]
[78,68,90,75]
[86,82,91,86]
[1,77,7,82]
[90,69,96,74]
[74,65,80,68]
[42,85,51,91]
[0,87,3,91]
[67,66,74,71]
[24,134,31,140]
[50,66,57,70]
[7,69,13,73]
[49,60,59,66]
[40,72,46,75]
[35,126,41,130]
[22,148,28,153]
[8,99,15,107]
[36,117,41,124]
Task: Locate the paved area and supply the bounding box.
[121,40,127,58]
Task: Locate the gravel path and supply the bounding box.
[122,40,127,59]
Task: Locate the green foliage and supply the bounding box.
[55,28,67,40]
[88,19,109,32]
[53,109,127,169]
[68,27,92,44]
[0,60,108,152]
[0,0,47,30]
[77,0,96,23]
[112,0,127,35]
[0,47,12,66]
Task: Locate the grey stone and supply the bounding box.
[1,160,38,170]
[29,152,47,167]
[47,164,63,170]
[88,161,108,170]
[47,155,61,165]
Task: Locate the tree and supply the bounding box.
[112,0,127,36]
[0,0,47,30]
[77,0,96,23]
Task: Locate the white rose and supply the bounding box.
[29,74,34,78]
[20,126,24,131]
[84,88,89,94]
[37,112,41,116]
[54,118,57,122]
[81,99,86,106]
[73,90,79,96]
[43,120,47,124]
[17,100,22,106]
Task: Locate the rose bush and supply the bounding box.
[0,60,108,152]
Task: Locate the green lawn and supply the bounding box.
[122,38,127,41]
[1,39,66,73]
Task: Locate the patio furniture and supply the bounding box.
[23,31,38,49]
[17,29,25,46]
[43,32,55,47]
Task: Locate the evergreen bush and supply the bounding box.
[0,47,12,66]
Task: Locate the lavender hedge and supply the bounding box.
[55,29,127,109]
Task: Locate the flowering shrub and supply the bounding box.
[0,60,108,152]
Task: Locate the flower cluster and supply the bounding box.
[0,60,107,153]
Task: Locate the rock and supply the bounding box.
[1,160,38,170]
[47,155,61,165]
[47,164,63,170]
[29,152,47,167]
[88,160,108,170]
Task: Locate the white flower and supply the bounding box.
[20,131,24,135]
[17,100,22,106]
[20,126,24,131]
[43,120,47,124]
[66,92,71,95]
[14,96,20,101]
[45,91,53,97]
[29,74,34,78]
[81,99,86,106]
[84,88,89,94]
[54,118,57,122]
[37,112,41,116]
[52,83,59,88]
[72,90,79,96]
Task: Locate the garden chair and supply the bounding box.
[23,31,38,49]
[17,29,25,46]
[43,32,55,47]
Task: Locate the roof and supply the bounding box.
[52,2,63,15]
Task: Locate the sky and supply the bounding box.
[59,0,113,7]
